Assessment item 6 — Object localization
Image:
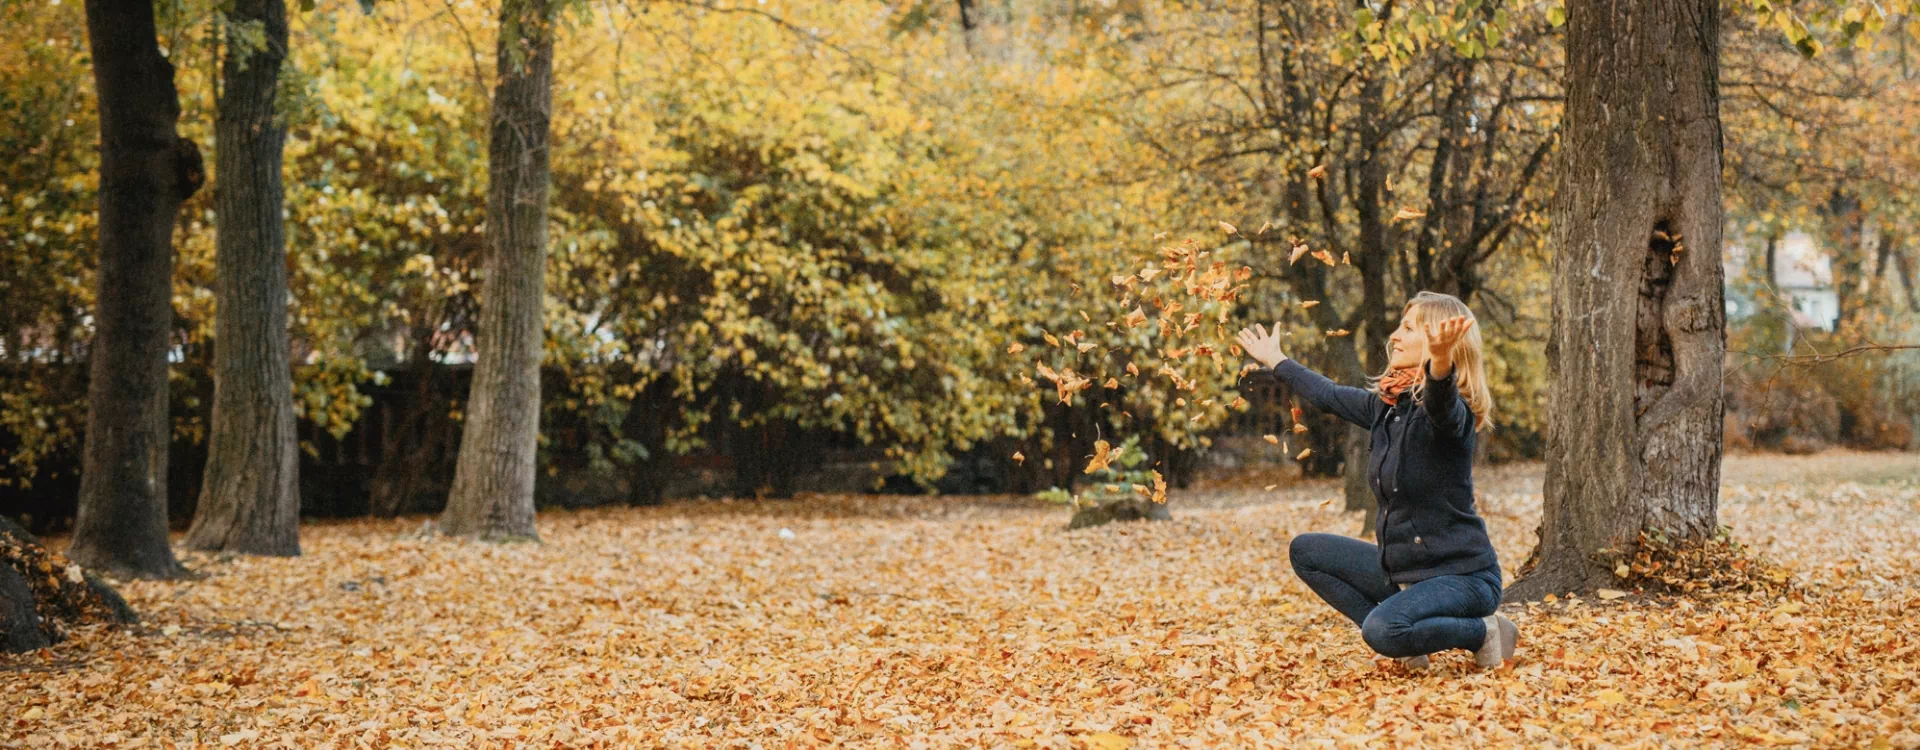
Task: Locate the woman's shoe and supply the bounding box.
[1475,613,1518,668]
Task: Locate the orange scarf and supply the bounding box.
[1376,367,1421,406]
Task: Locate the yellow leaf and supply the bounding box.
[1296,448,1313,460]
[1307,164,1328,180]
[1008,342,1025,354]
[1597,588,1627,600]
[1312,250,1335,267]
[1392,207,1426,222]
[1218,220,1238,235]
[1263,434,1280,445]
[1292,422,1309,433]
[1300,300,1320,309]
[1011,451,1025,465]
[1595,689,1626,707]
[1289,244,1311,264]
[1083,733,1133,750]
[1085,440,1114,474]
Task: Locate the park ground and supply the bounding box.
[4,452,1919,748]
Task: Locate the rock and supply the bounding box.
[1066,497,1173,530]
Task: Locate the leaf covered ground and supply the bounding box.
[5,452,1920,748]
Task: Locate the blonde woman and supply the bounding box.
[1236,291,1517,669]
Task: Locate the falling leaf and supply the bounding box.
[1289,244,1311,264]
[1292,422,1308,434]
[1104,377,1120,389]
[1218,220,1238,235]
[1008,342,1025,354]
[1011,451,1025,465]
[1312,250,1335,267]
[1152,231,1168,240]
[1392,207,1426,222]
[1296,447,1313,460]
[1077,342,1096,353]
[1126,362,1139,377]
[1123,307,1148,329]
[1300,300,1321,309]
[1263,484,1278,491]
[1085,440,1113,474]
[1307,164,1328,180]
[1257,220,1272,235]
[1150,470,1167,503]
[1326,329,1350,337]
[1044,332,1060,347]
[1263,434,1280,445]
[1340,252,1351,265]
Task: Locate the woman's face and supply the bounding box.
[1387,310,1427,370]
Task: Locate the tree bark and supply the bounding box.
[67,0,203,579]
[1508,0,1726,601]
[441,0,555,540]
[185,0,300,557]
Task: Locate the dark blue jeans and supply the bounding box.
[1288,532,1501,658]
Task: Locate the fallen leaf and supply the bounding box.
[1597,589,1628,600]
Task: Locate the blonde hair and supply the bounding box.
[1373,291,1495,432]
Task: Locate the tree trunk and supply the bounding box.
[67,0,203,579]
[186,0,300,557]
[1508,0,1726,601]
[441,0,555,540]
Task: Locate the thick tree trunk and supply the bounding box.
[186,0,300,557]
[441,0,555,540]
[1508,0,1726,601]
[67,0,202,579]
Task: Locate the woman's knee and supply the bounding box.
[1360,612,1418,658]
[1288,532,1340,573]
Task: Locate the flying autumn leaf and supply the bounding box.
[1123,307,1148,329]
[1289,244,1311,264]
[1307,164,1328,180]
[1103,377,1119,389]
[1218,220,1237,235]
[1296,447,1314,460]
[1085,439,1113,474]
[1312,250,1335,267]
[1292,422,1309,434]
[1300,300,1321,309]
[1077,342,1096,353]
[1263,434,1280,445]
[1391,207,1426,222]
[1044,332,1060,347]
[1257,220,1272,235]
[1011,451,1025,465]
[1007,342,1025,354]
[1150,470,1167,503]
[1326,329,1350,337]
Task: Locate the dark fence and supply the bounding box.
[2,363,1298,533]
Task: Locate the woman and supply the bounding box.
[1235,291,1517,670]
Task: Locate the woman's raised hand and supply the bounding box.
[1235,322,1288,369]
[1423,315,1473,375]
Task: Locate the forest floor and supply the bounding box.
[4,451,1919,748]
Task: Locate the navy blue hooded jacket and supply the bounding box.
[1256,358,1499,584]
